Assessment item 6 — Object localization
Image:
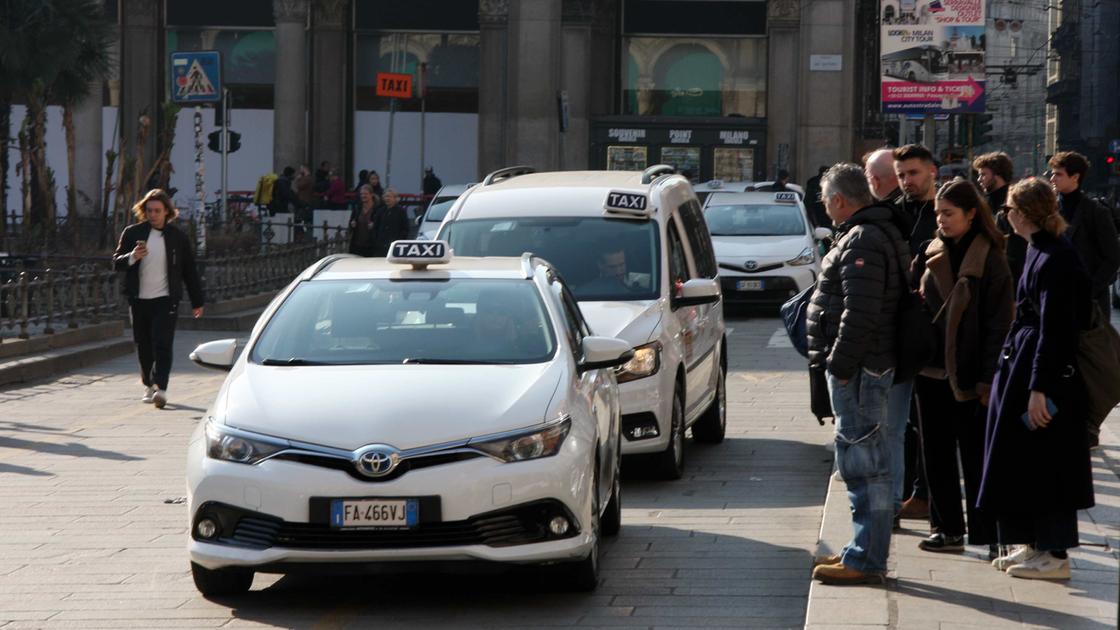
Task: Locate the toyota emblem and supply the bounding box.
[355,445,401,478]
[744,260,759,271]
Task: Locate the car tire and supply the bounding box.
[651,387,686,480]
[602,440,622,537]
[692,364,727,444]
[191,562,253,597]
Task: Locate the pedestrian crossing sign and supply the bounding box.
[170,51,221,103]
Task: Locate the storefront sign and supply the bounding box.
[880,0,986,114]
[608,128,647,142]
[669,129,693,144]
[376,72,413,99]
[718,130,750,145]
[810,55,843,71]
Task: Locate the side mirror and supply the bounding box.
[190,339,239,371]
[578,337,635,372]
[813,227,833,241]
[672,278,721,308]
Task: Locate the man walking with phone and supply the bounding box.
[113,189,204,409]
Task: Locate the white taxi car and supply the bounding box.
[185,241,630,596]
[702,190,831,307]
[437,166,727,480]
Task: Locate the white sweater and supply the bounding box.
[130,227,170,299]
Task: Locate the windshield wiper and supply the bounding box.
[261,358,330,366]
[401,358,506,365]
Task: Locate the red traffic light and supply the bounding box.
[1108,156,1116,165]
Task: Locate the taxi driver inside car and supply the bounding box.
[185,240,631,595]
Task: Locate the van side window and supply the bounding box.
[667,219,690,296]
[678,199,718,278]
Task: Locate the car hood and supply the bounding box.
[578,300,662,345]
[711,235,809,260]
[216,361,564,451]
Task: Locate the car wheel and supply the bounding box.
[602,440,622,537]
[651,387,685,480]
[692,364,727,444]
[191,562,253,597]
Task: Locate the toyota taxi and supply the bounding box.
[702,190,831,307]
[437,166,727,481]
[185,241,631,595]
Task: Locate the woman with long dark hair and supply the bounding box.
[981,178,1094,580]
[910,179,1014,558]
[348,185,379,257]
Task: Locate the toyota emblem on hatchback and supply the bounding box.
[355,445,401,478]
[744,260,759,271]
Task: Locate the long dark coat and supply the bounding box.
[977,230,1094,514]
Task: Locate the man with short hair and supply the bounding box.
[864,148,903,204]
[807,164,910,585]
[1049,151,1120,317]
[766,169,794,193]
[974,152,1024,281]
[805,165,830,228]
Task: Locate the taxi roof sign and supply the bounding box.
[774,191,798,204]
[388,240,451,268]
[604,190,651,217]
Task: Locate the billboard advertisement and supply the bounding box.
[880,0,986,114]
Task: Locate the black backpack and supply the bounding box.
[876,222,937,384]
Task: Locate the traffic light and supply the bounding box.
[974,114,994,147]
[1108,154,1120,176]
[207,129,241,153]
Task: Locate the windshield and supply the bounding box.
[442,217,660,301]
[704,204,806,237]
[251,279,556,365]
[423,196,458,222]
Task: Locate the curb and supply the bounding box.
[0,336,134,388]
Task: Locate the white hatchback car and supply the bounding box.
[702,190,831,307]
[417,183,475,240]
[437,166,727,480]
[186,241,630,596]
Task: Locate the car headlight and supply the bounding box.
[469,417,571,463]
[205,422,288,465]
[616,341,661,383]
[786,246,816,266]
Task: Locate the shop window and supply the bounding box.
[167,29,277,109]
[355,32,479,113]
[623,37,766,118]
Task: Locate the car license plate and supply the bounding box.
[330,498,419,529]
[736,280,764,291]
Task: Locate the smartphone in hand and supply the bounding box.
[1020,398,1058,430]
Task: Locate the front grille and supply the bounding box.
[272,450,485,482]
[719,261,783,274]
[198,500,576,551]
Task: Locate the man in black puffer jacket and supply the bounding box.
[807,164,911,586]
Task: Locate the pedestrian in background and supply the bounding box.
[1048,151,1119,318]
[423,166,442,196]
[864,149,903,205]
[367,170,385,198]
[314,160,331,196]
[807,164,910,585]
[910,179,1013,559]
[981,177,1094,580]
[325,170,348,210]
[354,169,370,195]
[805,165,830,228]
[973,152,1024,283]
[372,188,410,257]
[294,165,314,219]
[766,169,794,193]
[112,189,204,409]
[270,166,296,217]
[349,184,379,257]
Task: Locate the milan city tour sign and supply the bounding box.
[879,0,986,114]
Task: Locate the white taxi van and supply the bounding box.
[702,190,831,307]
[437,166,727,480]
[185,241,631,595]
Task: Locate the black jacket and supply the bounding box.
[1060,190,1120,299]
[894,194,937,257]
[112,222,204,308]
[990,185,1026,283]
[371,204,411,257]
[806,203,911,380]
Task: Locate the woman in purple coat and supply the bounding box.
[979,178,1094,580]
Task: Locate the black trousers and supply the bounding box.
[904,395,928,501]
[996,510,1079,551]
[915,375,996,544]
[130,297,178,391]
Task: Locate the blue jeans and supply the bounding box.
[887,380,914,514]
[828,367,895,574]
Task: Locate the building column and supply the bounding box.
[796,0,856,180]
[72,80,103,217]
[478,0,511,177]
[309,0,349,181]
[766,0,801,180]
[560,1,593,171]
[273,0,308,173]
[507,0,563,171]
[119,0,161,169]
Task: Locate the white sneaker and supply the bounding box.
[992,545,1036,571]
[152,389,167,409]
[1006,552,1071,580]
[142,386,156,404]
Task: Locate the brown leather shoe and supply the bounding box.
[812,562,885,585]
[813,554,841,567]
[898,496,929,520]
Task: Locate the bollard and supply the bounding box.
[18,271,29,339]
[68,266,79,329]
[44,268,55,335]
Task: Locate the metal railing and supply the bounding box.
[0,263,122,343]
